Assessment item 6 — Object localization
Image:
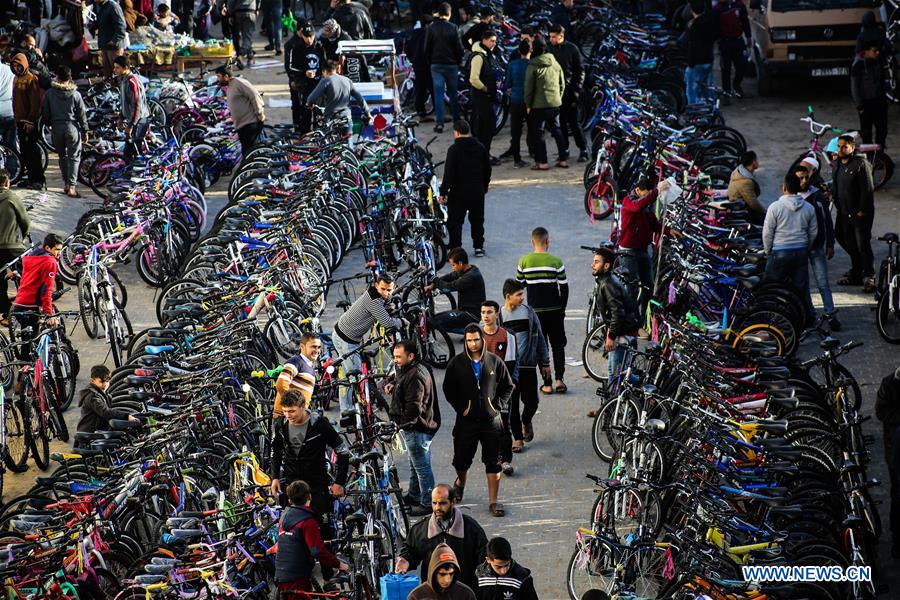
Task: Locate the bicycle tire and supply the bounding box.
[582,324,610,382]
[422,325,454,370]
[26,398,50,470]
[44,381,69,443]
[49,343,78,411]
[566,543,615,600]
[78,274,100,339]
[876,285,900,343]
[3,400,29,472]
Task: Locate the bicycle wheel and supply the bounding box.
[876,285,900,343]
[107,309,133,369]
[25,398,49,470]
[584,174,618,221]
[582,324,609,382]
[44,381,69,443]
[0,142,23,183]
[3,400,29,472]
[78,275,100,339]
[594,486,661,539]
[50,344,79,411]
[422,326,454,370]
[566,542,615,600]
[263,316,304,361]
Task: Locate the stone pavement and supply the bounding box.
[4,37,900,599]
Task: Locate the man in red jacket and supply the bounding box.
[617,177,659,315]
[11,232,62,357]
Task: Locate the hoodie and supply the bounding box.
[75,384,129,436]
[762,193,817,254]
[524,52,565,109]
[408,544,477,600]
[12,54,41,126]
[41,80,88,132]
[851,52,887,106]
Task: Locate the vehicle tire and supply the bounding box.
[872,150,895,190]
[50,344,78,411]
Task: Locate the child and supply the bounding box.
[153,4,181,31]
[75,365,138,443]
[275,480,348,594]
[409,544,476,600]
[474,537,538,600]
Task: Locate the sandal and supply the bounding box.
[531,164,549,171]
[452,478,465,502]
[837,274,862,286]
[489,502,505,517]
[540,384,554,394]
[512,440,524,453]
[555,382,568,394]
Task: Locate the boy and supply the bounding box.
[75,365,138,442]
[275,480,349,593]
[409,543,476,600]
[474,537,538,600]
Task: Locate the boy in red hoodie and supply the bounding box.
[11,233,62,357]
[616,177,659,315]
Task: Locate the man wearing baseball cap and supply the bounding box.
[284,17,326,133]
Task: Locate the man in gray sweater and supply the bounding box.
[762,171,818,324]
[216,66,265,156]
[306,60,370,136]
[113,56,150,162]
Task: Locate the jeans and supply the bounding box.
[432,309,477,334]
[529,106,568,164]
[331,333,361,413]
[684,63,712,105]
[764,248,813,321]
[0,117,17,176]
[51,124,81,188]
[617,247,653,314]
[124,117,150,163]
[430,64,460,125]
[719,37,746,94]
[607,336,636,389]
[537,310,567,382]
[266,1,283,48]
[233,12,256,59]
[403,429,435,506]
[807,246,835,315]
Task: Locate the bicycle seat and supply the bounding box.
[344,510,367,526]
[129,390,153,401]
[351,450,382,467]
[819,338,840,351]
[145,345,176,355]
[169,528,204,539]
[842,514,865,528]
[109,419,141,430]
[35,476,68,487]
[59,448,104,459]
[736,276,759,290]
[147,328,185,337]
[151,557,179,566]
[91,440,125,451]
[878,232,899,243]
[643,418,666,433]
[127,375,158,385]
[143,563,173,575]
[135,575,168,585]
[148,336,179,346]
[74,431,105,443]
[166,517,200,528]
[140,355,167,365]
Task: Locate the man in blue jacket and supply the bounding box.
[498,39,532,168]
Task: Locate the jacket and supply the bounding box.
[119,72,150,129]
[227,0,256,12]
[714,0,750,40]
[0,189,30,251]
[12,55,41,126]
[14,248,58,314]
[284,35,325,94]
[400,509,488,591]
[503,56,528,104]
[475,560,538,600]
[439,136,491,199]
[481,325,518,383]
[727,166,764,217]
[443,348,514,422]
[225,76,265,131]
[762,193,817,254]
[11,49,51,90]
[501,303,549,369]
[876,371,900,465]
[307,74,369,121]
[269,411,350,489]
[548,40,583,96]
[425,18,465,66]
[685,11,719,66]
[96,0,128,49]
[596,271,641,338]
[122,0,147,31]
[524,53,565,109]
[41,81,88,132]
[832,155,874,217]
[801,186,834,250]
[275,504,340,582]
[75,384,128,435]
[388,359,440,435]
[468,42,498,97]
[322,30,352,62]
[851,54,887,107]
[462,20,491,50]
[618,188,660,250]
[434,265,486,316]
[331,3,373,40]
[409,544,477,600]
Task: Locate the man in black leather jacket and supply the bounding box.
[548,24,587,162]
[329,0,374,40]
[832,135,876,290]
[592,247,640,388]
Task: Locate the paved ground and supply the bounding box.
[4,31,900,599]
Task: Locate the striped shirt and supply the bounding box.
[273,354,317,416]
[515,251,569,312]
[334,286,403,344]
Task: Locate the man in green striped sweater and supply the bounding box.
[515,227,568,394]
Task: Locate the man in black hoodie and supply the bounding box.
[284,19,326,132]
[406,15,434,118]
[439,120,492,257]
[329,0,373,39]
[475,537,538,600]
[548,24,586,162]
[426,2,465,132]
[832,134,876,290]
[75,365,138,443]
[851,41,889,150]
[443,324,514,517]
[386,340,440,516]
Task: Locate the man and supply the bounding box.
[330,0,374,40]
[589,248,640,397]
[75,365,139,441]
[479,301,517,476]
[550,0,575,40]
[762,172,817,324]
[425,2,465,133]
[714,0,750,100]
[796,159,841,332]
[683,0,719,105]
[407,15,434,119]
[443,325,514,517]
[226,0,257,69]
[500,279,549,453]
[41,66,88,198]
[832,134,876,290]
[875,365,900,558]
[397,483,489,589]
[11,233,63,358]
[307,60,370,136]
[113,57,150,163]
[94,0,127,77]
[427,247,486,331]
[463,7,495,50]
[474,537,538,600]
[499,39,531,168]
[386,340,440,516]
[215,66,265,157]
[285,19,325,133]
[11,54,43,189]
[262,0,283,54]
[617,178,659,314]
[269,390,351,533]
[11,35,51,90]
[409,544,477,600]
[275,480,349,594]
[548,24,586,163]
[852,41,889,151]
[516,228,568,394]
[320,18,351,62]
[468,29,500,162]
[333,273,404,411]
[524,38,567,170]
[0,169,29,325]
[727,150,764,225]
[439,120,491,256]
[274,332,322,416]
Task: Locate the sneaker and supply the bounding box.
[490,156,502,166]
[498,149,514,159]
[275,49,283,56]
[827,314,842,332]
[733,86,744,99]
[235,58,245,70]
[578,150,589,163]
[862,275,877,293]
[408,503,431,517]
[501,462,514,476]
[474,248,485,257]
[264,44,274,51]
[514,159,527,168]
[402,493,416,506]
[434,124,444,133]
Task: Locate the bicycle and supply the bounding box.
[875,232,900,343]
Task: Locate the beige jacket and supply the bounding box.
[727,165,764,215]
[226,76,265,131]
